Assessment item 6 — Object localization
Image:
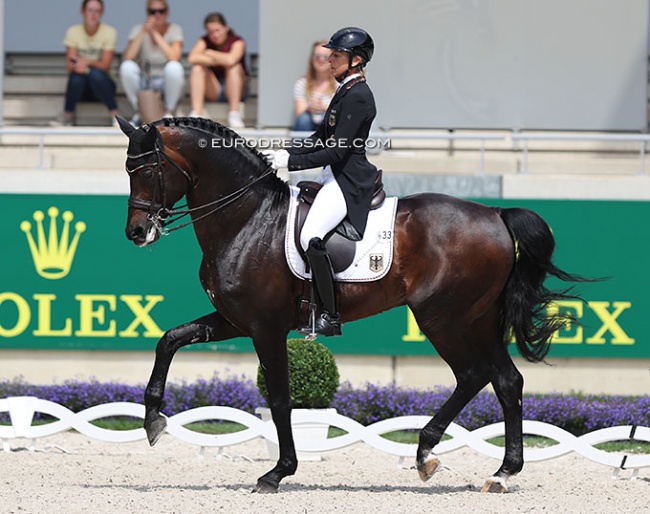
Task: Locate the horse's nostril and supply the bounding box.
[126,225,144,241]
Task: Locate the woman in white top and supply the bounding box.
[292,41,337,132]
[119,0,184,124]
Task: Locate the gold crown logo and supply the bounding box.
[20,207,86,280]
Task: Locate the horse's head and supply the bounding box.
[117,116,193,246]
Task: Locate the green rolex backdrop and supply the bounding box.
[0,194,645,357]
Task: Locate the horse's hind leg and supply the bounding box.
[144,311,244,445]
[481,344,524,493]
[410,307,496,484]
[416,358,491,481]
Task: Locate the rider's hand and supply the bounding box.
[262,149,290,169]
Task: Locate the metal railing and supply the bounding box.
[511,132,650,175]
[2,126,648,176]
[0,126,504,172]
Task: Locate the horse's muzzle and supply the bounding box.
[125,218,159,247]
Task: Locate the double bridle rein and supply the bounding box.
[126,138,275,236]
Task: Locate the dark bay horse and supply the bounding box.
[117,116,581,494]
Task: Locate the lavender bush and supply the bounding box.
[1,376,648,435]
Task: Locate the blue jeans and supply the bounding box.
[292,111,316,132]
[212,76,250,102]
[64,68,117,113]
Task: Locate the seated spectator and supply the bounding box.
[292,41,337,132]
[119,0,184,125]
[187,12,249,129]
[53,0,119,127]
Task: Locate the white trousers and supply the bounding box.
[300,166,347,251]
[119,60,185,111]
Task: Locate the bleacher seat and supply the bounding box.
[3,52,258,127]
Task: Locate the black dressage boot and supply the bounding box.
[298,237,342,337]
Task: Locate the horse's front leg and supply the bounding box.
[252,335,297,493]
[144,311,244,446]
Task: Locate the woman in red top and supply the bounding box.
[187,12,248,128]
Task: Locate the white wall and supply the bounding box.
[259,0,648,130]
[4,0,259,54]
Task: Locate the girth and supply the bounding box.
[294,170,386,272]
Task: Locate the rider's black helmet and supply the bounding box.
[323,27,374,64]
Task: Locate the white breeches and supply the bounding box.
[300,166,347,251]
[119,60,185,111]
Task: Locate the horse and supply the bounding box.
[116,116,583,494]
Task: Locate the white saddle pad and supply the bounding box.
[284,186,398,282]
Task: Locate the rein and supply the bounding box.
[127,139,276,236]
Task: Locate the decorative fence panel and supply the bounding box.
[1,397,648,478]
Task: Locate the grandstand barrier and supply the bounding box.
[511,132,650,175]
[0,127,504,172]
[1,396,648,479]
[6,126,650,175]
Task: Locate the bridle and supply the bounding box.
[126,136,276,236]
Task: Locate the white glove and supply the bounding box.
[262,149,290,169]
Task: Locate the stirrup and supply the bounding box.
[298,311,341,339]
[297,306,319,341]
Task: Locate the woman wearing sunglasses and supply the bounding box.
[119,0,184,125]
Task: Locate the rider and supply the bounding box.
[264,27,379,337]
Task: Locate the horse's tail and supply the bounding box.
[499,207,587,363]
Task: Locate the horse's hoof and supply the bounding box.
[144,415,167,446]
[481,476,508,493]
[417,454,440,482]
[252,478,279,494]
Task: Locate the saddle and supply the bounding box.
[294,170,386,272]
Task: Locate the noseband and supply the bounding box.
[126,138,195,235]
[126,135,276,236]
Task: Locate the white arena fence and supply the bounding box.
[1,396,649,479]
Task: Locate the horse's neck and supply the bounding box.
[186,166,288,245]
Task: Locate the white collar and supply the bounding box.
[336,73,362,90]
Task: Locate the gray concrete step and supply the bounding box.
[3,74,259,97]
[5,52,259,76]
[2,95,258,127]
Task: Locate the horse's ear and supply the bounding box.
[116,116,135,137]
[141,123,159,150]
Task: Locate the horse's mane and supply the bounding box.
[156,117,288,196]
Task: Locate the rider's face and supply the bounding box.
[328,51,362,79]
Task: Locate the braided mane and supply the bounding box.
[155,117,288,197]
[156,116,272,171]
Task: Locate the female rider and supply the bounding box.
[264,27,378,337]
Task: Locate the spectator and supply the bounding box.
[53,0,119,127]
[292,41,337,132]
[119,0,184,125]
[187,12,248,129]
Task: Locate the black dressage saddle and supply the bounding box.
[294,170,386,272]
